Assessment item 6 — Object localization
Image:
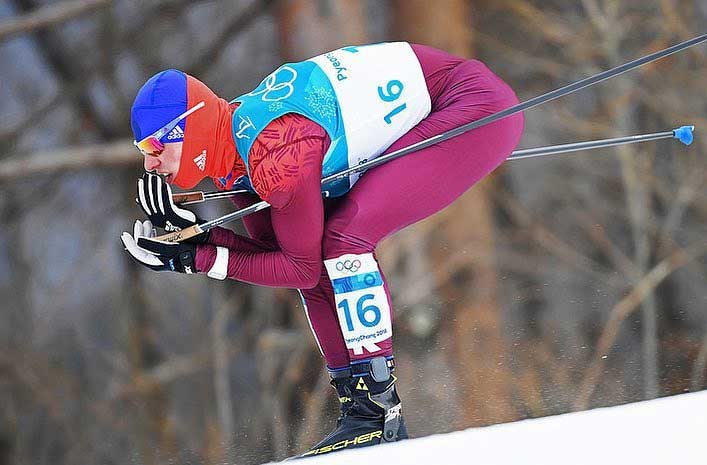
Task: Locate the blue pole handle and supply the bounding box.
[673,125,695,146]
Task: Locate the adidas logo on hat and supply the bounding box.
[166,125,184,141]
[194,150,207,171]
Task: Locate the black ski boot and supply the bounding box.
[299,356,407,458]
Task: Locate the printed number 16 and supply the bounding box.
[338,294,382,332]
[378,80,407,124]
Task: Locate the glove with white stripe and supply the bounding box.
[121,220,197,274]
[137,173,209,243]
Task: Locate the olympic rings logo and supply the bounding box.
[336,259,361,273]
[248,66,297,102]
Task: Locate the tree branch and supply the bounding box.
[0,0,111,41]
[573,242,707,410]
[0,140,138,182]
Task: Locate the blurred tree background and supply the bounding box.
[0,1,706,464]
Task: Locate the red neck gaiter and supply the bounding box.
[173,75,244,189]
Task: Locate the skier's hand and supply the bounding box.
[138,172,197,230]
[121,220,197,274]
[137,173,210,243]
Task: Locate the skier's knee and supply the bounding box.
[322,225,373,259]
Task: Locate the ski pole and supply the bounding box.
[508,125,694,161]
[155,33,707,243]
[174,126,694,205]
[160,124,696,243]
[323,34,707,183]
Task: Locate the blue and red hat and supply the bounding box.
[130,69,188,144]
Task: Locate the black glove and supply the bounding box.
[121,220,197,273]
[137,173,209,243]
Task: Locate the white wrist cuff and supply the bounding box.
[207,246,228,280]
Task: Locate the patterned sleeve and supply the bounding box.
[195,113,330,288]
[248,113,329,206]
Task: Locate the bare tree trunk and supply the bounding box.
[393,0,516,427]
[691,330,707,391]
[211,289,237,463]
[277,0,368,59]
[583,0,659,401]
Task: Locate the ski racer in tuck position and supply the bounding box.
[122,42,524,457]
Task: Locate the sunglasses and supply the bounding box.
[133,101,205,157]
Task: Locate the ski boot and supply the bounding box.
[299,356,407,458]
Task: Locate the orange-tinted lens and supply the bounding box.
[134,136,164,157]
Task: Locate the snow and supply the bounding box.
[272,390,707,464]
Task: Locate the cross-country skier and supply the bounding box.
[121,42,523,457]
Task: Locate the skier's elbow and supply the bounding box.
[297,262,322,289]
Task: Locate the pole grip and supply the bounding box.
[172,191,205,205]
[154,224,204,243]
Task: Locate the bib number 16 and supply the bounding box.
[324,253,393,355]
[378,79,407,124]
[338,294,381,332]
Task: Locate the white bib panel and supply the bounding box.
[310,43,432,186]
[324,253,393,356]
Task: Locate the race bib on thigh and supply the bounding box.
[324,253,392,356]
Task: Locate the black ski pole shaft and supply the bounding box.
[160,33,707,241]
